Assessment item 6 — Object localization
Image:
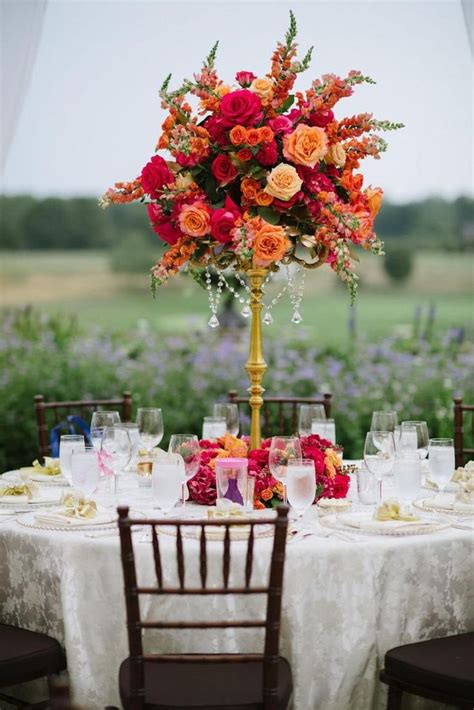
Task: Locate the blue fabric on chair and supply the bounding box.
[50,415,92,457]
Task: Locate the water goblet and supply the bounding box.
[202,416,226,440]
[90,411,121,451]
[428,438,455,492]
[298,404,326,437]
[213,403,240,437]
[371,411,398,436]
[268,436,302,504]
[401,421,429,460]
[364,431,396,506]
[168,434,201,507]
[59,434,85,483]
[70,449,100,497]
[286,459,316,519]
[397,423,418,456]
[152,460,183,515]
[101,425,132,497]
[136,408,164,454]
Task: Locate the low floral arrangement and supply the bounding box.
[101,11,402,301]
[188,433,349,509]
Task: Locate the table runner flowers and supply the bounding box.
[101,11,402,300]
[188,433,349,508]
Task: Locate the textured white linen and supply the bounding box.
[0,486,473,709]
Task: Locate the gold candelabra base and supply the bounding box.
[245,268,268,450]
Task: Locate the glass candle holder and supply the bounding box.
[215,458,248,508]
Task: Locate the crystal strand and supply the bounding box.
[206,266,220,328]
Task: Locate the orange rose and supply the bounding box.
[229,125,247,146]
[241,177,260,202]
[237,148,253,162]
[246,128,261,146]
[254,500,265,510]
[325,142,346,168]
[253,222,291,266]
[258,126,274,143]
[218,433,249,458]
[261,488,273,502]
[366,186,383,217]
[283,124,328,167]
[178,202,211,237]
[255,191,274,206]
[324,448,341,479]
[264,163,302,201]
[249,77,274,102]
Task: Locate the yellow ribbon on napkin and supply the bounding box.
[375,499,420,522]
[60,493,97,519]
[32,457,62,476]
[0,482,39,499]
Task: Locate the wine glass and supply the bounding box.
[286,459,316,518]
[397,423,418,456]
[213,403,240,437]
[298,404,326,437]
[59,435,85,482]
[401,421,429,460]
[268,436,302,504]
[428,438,455,492]
[152,460,183,514]
[364,431,396,506]
[70,449,100,497]
[101,425,132,497]
[90,410,121,451]
[136,408,164,454]
[168,434,201,507]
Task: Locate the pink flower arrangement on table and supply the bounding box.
[187,433,349,509]
[101,11,403,302]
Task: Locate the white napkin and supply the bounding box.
[341,514,437,532]
[425,493,456,510]
[34,507,115,527]
[29,472,67,483]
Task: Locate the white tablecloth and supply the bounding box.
[0,476,473,709]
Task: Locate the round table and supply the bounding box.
[0,472,473,709]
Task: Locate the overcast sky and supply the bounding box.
[1,0,472,202]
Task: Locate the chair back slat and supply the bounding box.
[228,390,332,437]
[453,397,474,468]
[33,392,133,458]
[117,505,289,710]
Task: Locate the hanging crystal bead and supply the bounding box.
[291,311,302,324]
[241,304,251,318]
[263,312,274,325]
[208,314,220,328]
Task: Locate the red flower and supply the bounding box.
[205,116,227,146]
[268,116,293,134]
[248,448,269,466]
[298,166,334,194]
[210,196,241,243]
[211,154,238,185]
[308,109,334,128]
[147,203,182,245]
[220,90,262,127]
[235,71,257,87]
[140,156,173,199]
[271,191,304,211]
[175,152,201,168]
[255,140,278,167]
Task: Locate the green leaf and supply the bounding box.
[277,95,295,114]
[257,206,280,225]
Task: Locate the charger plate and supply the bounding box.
[1,470,69,487]
[320,512,450,536]
[157,522,274,542]
[413,498,474,517]
[16,508,145,532]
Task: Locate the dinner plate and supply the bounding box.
[1,470,69,486]
[16,508,145,532]
[413,497,474,517]
[0,488,62,509]
[320,511,450,536]
[156,522,275,542]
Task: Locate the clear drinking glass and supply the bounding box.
[370,411,398,433]
[136,408,164,454]
[268,436,302,504]
[401,421,429,460]
[298,404,326,436]
[286,459,316,518]
[397,423,418,455]
[394,453,421,508]
[59,435,85,482]
[428,438,455,492]
[101,425,132,497]
[364,431,396,506]
[121,423,141,471]
[213,403,240,437]
[152,460,182,514]
[70,449,100,497]
[202,416,227,440]
[356,464,380,505]
[215,458,248,508]
[168,434,201,507]
[90,411,121,450]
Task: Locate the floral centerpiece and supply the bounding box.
[188,433,348,508]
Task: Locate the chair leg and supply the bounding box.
[387,684,403,710]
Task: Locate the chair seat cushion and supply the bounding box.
[0,623,66,688]
[385,632,474,702]
[119,656,293,710]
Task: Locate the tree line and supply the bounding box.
[0,194,472,251]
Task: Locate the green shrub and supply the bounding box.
[383,244,414,284]
[109,231,159,273]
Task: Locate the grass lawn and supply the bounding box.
[1,249,472,346]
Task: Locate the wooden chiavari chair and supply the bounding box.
[453,396,474,468]
[117,505,292,710]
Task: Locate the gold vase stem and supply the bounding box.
[245,268,268,450]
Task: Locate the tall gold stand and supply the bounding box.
[245,268,268,449]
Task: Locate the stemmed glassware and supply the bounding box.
[90,410,121,451]
[213,403,240,437]
[428,438,455,492]
[286,459,316,518]
[100,425,132,497]
[59,435,85,483]
[70,449,100,497]
[268,436,302,504]
[168,435,201,508]
[136,408,164,454]
[297,404,326,437]
[364,431,396,506]
[401,421,429,460]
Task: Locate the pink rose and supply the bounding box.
[255,140,278,167]
[235,70,257,88]
[205,116,227,146]
[219,89,262,127]
[147,204,182,245]
[211,154,238,185]
[140,156,173,198]
[175,152,201,168]
[268,116,293,134]
[308,109,334,128]
[298,166,334,194]
[210,196,241,243]
[287,108,302,123]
